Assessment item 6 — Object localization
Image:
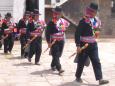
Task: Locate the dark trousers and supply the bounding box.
[28,37,42,63]
[51,40,64,71]
[20,34,27,57]
[0,35,2,49]
[0,29,3,49]
[4,34,14,53]
[75,42,103,80]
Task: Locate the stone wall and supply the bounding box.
[61,0,115,37]
[99,0,115,36]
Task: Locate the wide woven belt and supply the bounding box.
[4,28,12,34]
[30,32,41,37]
[30,28,43,37]
[80,36,96,43]
[51,33,64,41]
[20,28,26,34]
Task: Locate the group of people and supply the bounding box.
[0,3,109,85]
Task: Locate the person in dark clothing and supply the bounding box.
[45,6,70,75]
[0,13,3,49]
[75,3,109,85]
[2,13,15,54]
[18,11,30,58]
[27,9,46,65]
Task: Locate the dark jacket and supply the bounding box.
[2,20,13,38]
[75,18,94,46]
[18,19,27,29]
[45,21,58,43]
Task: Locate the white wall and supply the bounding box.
[0,0,13,18]
[39,0,45,21]
[13,0,45,22]
[13,0,26,23]
[0,0,45,22]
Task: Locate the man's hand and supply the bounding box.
[95,31,100,38]
[77,46,81,54]
[48,43,52,48]
[27,39,32,44]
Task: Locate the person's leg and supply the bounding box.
[51,57,56,70]
[0,36,2,49]
[58,40,64,57]
[89,45,102,80]
[8,39,14,53]
[89,43,109,85]
[21,43,25,58]
[75,52,88,80]
[35,38,42,65]
[51,41,64,75]
[28,43,35,62]
[4,38,8,53]
[20,35,27,58]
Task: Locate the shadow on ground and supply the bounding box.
[0,52,11,55]
[7,56,21,60]
[57,80,99,86]
[13,62,33,66]
[30,69,59,76]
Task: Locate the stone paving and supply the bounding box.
[0,38,115,86]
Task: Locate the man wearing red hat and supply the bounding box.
[18,11,30,58]
[45,6,70,75]
[27,9,46,65]
[75,3,109,85]
[2,13,15,54]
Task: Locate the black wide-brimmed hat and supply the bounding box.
[89,3,98,11]
[52,6,62,13]
[24,11,30,16]
[85,3,99,17]
[33,9,41,16]
[5,12,12,18]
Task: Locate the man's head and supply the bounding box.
[33,9,41,21]
[5,12,12,21]
[24,11,30,20]
[52,6,62,23]
[85,3,98,18]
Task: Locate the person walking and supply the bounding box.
[75,3,109,85]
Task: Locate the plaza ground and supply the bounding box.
[0,38,115,86]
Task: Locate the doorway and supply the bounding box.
[26,0,39,12]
